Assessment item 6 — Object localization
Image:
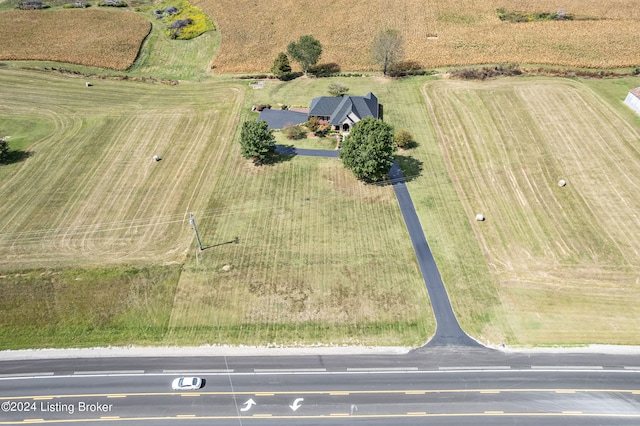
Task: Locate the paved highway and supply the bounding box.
[1,347,639,425]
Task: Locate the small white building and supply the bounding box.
[624,87,640,116]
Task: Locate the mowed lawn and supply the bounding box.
[0,69,243,270]
[424,77,640,345]
[0,70,433,348]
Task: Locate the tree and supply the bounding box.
[239,120,275,165]
[370,29,404,76]
[0,136,9,163]
[287,35,322,76]
[339,117,396,182]
[270,52,292,78]
[327,82,349,97]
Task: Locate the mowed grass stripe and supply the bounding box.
[0,70,241,270]
[425,78,640,344]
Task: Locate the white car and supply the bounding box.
[171,377,203,390]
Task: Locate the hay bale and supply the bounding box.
[85,82,92,87]
[475,213,485,221]
[558,179,566,187]
[153,155,161,161]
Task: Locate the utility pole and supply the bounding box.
[189,212,204,251]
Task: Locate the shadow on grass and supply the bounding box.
[202,237,239,251]
[394,155,423,183]
[1,150,32,165]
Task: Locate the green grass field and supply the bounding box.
[423,77,640,345]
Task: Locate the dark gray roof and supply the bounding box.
[257,109,308,130]
[309,92,379,125]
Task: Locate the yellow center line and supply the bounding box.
[100,416,120,419]
[32,397,52,400]
[253,414,273,417]
[555,390,576,394]
[407,412,427,415]
[330,413,349,416]
[562,411,583,414]
[405,391,425,395]
[329,391,350,396]
[255,393,274,396]
[176,414,196,417]
[484,411,504,414]
[481,390,500,394]
[107,394,127,398]
[180,393,200,397]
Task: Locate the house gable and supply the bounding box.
[625,87,640,116]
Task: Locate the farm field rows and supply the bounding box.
[424,77,640,345]
[194,0,640,73]
[0,69,242,269]
[0,10,150,70]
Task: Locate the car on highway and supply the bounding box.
[171,377,204,390]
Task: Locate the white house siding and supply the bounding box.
[624,89,640,116]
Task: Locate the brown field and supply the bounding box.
[0,10,150,70]
[194,0,640,73]
[424,77,640,345]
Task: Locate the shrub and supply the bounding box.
[255,104,271,112]
[327,82,349,97]
[450,64,522,80]
[387,61,430,77]
[306,116,321,132]
[283,124,307,140]
[98,0,127,7]
[394,129,414,149]
[309,62,340,77]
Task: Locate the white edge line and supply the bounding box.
[253,368,327,373]
[530,366,603,370]
[347,367,419,372]
[74,370,145,375]
[439,366,511,371]
[0,372,54,377]
[163,370,234,374]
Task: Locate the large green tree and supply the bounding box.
[239,120,275,165]
[287,35,322,76]
[370,29,404,76]
[339,117,396,182]
[270,52,292,78]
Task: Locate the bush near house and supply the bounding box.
[283,124,307,140]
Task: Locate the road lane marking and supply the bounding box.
[177,414,196,417]
[0,373,54,378]
[439,366,510,370]
[484,411,504,414]
[100,416,120,419]
[563,411,583,414]
[255,393,274,396]
[405,391,425,394]
[480,390,500,393]
[407,412,427,415]
[254,369,326,373]
[163,369,233,374]
[347,367,418,372]
[531,366,603,370]
[22,420,44,423]
[555,390,576,394]
[106,394,127,398]
[73,370,145,375]
[330,413,349,416]
[253,414,272,417]
[32,397,52,400]
[329,391,350,395]
[180,393,200,397]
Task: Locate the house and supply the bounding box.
[624,87,640,116]
[308,92,382,133]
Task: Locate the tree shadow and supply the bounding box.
[398,139,420,150]
[309,62,341,77]
[394,155,423,182]
[270,144,296,164]
[1,150,32,165]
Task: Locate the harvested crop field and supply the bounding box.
[0,10,150,70]
[0,69,242,270]
[424,77,640,345]
[194,0,640,73]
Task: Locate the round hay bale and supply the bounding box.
[153,155,161,162]
[85,82,92,87]
[558,179,566,187]
[475,213,485,221]
[222,264,232,272]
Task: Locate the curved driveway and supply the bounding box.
[276,145,479,347]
